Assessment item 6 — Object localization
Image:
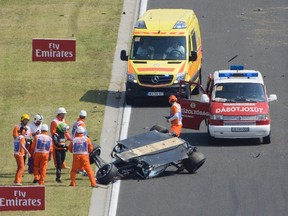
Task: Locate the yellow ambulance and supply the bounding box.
[120,9,203,104]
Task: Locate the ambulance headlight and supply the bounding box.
[127,74,137,83]
[210,114,223,120]
[174,72,186,84]
[256,114,268,120]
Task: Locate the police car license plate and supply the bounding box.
[147,92,164,96]
[231,127,249,132]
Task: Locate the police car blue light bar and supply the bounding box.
[219,73,258,78]
[230,65,244,70]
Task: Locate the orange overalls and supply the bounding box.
[13,135,28,184]
[168,102,183,137]
[30,132,53,185]
[13,124,32,163]
[72,118,87,172]
[68,134,96,187]
[50,117,71,168]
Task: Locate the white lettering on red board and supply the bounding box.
[215,106,263,113]
[182,108,209,116]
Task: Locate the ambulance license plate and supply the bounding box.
[231,127,249,132]
[147,92,164,96]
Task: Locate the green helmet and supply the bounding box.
[57,123,69,132]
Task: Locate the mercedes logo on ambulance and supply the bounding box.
[151,76,160,83]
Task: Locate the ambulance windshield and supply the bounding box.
[130,36,186,60]
[213,83,266,102]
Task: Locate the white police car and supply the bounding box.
[179,65,278,144]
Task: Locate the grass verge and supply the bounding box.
[0,0,123,215]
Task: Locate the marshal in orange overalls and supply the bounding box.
[13,127,31,186]
[167,95,183,137]
[50,108,72,169]
[68,126,96,187]
[30,125,53,185]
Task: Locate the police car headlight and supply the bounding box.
[127,74,137,83]
[210,114,223,120]
[256,114,268,120]
[174,72,186,84]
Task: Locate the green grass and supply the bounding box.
[0,0,123,215]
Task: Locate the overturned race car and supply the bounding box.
[89,125,206,185]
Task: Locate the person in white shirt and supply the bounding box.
[136,40,155,59]
[27,114,44,174]
[163,40,185,59]
[29,114,44,137]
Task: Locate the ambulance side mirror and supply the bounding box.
[189,51,198,61]
[120,50,128,61]
[200,94,210,103]
[268,94,277,102]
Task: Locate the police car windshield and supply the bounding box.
[212,83,266,102]
[130,36,186,60]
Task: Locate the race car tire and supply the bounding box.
[183,150,206,174]
[89,146,101,164]
[150,125,169,133]
[96,163,118,185]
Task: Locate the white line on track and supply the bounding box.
[108,105,131,216]
[107,0,147,215]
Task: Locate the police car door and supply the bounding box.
[179,80,210,130]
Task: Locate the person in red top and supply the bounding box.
[68,126,97,187]
[30,124,53,185]
[50,107,72,169]
[13,126,31,186]
[166,95,183,137]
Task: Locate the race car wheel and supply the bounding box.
[183,150,206,174]
[89,147,101,164]
[150,125,169,133]
[96,163,118,185]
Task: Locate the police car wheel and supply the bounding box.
[208,131,217,145]
[262,134,271,144]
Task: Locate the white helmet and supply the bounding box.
[41,124,49,131]
[76,126,85,134]
[34,114,44,123]
[79,110,87,117]
[57,107,67,115]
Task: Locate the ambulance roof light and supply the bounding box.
[230,65,244,70]
[173,21,186,29]
[134,21,147,29]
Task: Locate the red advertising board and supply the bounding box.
[32,38,76,61]
[0,186,45,211]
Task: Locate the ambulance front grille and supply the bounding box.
[138,75,173,85]
[224,121,256,126]
[223,116,257,121]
